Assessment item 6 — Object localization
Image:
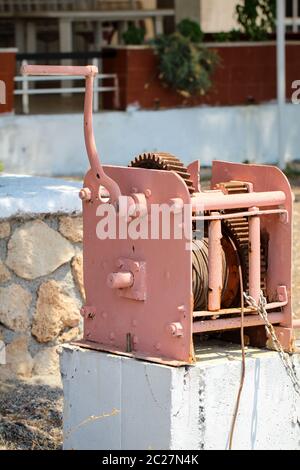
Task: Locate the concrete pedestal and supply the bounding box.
[60,341,300,450]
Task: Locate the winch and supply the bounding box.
[22,64,299,366]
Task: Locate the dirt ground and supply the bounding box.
[0,179,300,451]
[0,378,63,450]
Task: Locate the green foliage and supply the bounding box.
[0,162,3,173]
[236,0,276,41]
[213,29,242,43]
[122,24,145,45]
[176,18,204,43]
[153,20,219,97]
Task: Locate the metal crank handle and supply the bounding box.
[21,64,121,206]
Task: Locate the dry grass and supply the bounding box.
[0,379,63,450]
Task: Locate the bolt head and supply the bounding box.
[133,335,139,345]
[109,333,115,341]
[79,188,92,201]
[133,262,140,272]
[167,322,184,337]
[80,307,86,318]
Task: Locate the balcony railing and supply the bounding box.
[14,58,120,114]
[0,0,142,13]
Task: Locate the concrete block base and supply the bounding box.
[60,341,300,450]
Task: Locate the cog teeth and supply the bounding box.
[221,181,267,298]
[129,152,195,194]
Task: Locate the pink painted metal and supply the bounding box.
[211,161,294,350]
[21,64,98,77]
[248,207,261,303]
[22,64,122,206]
[191,190,286,212]
[208,213,222,312]
[82,166,193,364]
[27,64,296,364]
[79,161,294,363]
[107,272,134,290]
[193,208,288,222]
[115,258,147,302]
[187,161,201,193]
[193,299,288,318]
[193,312,284,334]
[79,188,92,202]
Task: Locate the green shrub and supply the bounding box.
[236,0,276,41]
[153,20,219,98]
[213,29,242,43]
[122,24,145,45]
[176,18,204,43]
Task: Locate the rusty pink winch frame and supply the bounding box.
[23,64,299,366]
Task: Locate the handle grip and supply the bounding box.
[20,63,121,205]
[21,64,98,77]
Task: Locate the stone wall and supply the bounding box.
[0,215,84,380]
[0,175,83,381]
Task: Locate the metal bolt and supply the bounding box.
[109,333,115,341]
[133,335,139,345]
[80,307,86,318]
[145,189,152,198]
[167,322,184,337]
[79,187,92,201]
[155,343,161,351]
[133,262,140,272]
[88,312,95,319]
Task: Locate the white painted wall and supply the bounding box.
[175,0,240,32]
[0,103,299,177]
[61,342,300,450]
[0,174,81,219]
[200,0,241,33]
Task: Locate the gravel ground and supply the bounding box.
[0,178,299,451]
[0,379,63,450]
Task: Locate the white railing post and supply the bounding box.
[15,69,119,115]
[21,60,29,114]
[113,75,120,110]
[292,0,299,32]
[276,0,286,170]
[155,16,163,36]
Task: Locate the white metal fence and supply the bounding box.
[0,1,141,13]
[14,60,120,114]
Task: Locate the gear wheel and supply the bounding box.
[217,182,267,298]
[129,152,195,194]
